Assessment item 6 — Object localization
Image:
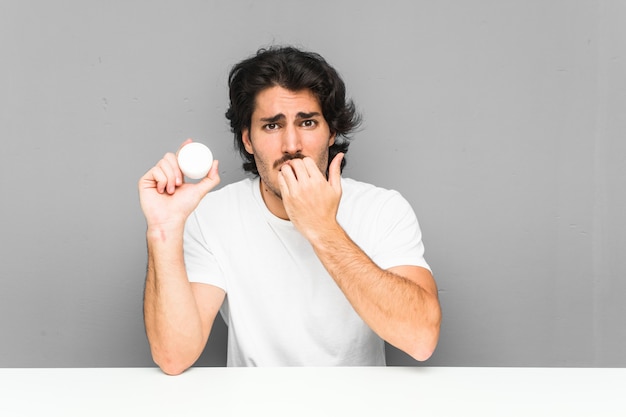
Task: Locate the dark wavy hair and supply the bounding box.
[225,46,361,175]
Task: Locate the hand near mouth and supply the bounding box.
[277,153,344,242]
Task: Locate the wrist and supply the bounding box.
[305,222,346,247]
[146,222,185,244]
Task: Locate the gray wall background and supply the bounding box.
[1,0,624,367]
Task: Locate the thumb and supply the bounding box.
[195,160,221,196]
[328,153,344,189]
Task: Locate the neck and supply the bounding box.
[258,179,289,220]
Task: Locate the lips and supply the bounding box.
[273,153,305,169]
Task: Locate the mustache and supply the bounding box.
[273,153,305,169]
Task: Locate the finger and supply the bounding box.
[279,162,297,191]
[285,158,309,181]
[277,169,289,198]
[149,165,169,194]
[163,152,183,187]
[156,154,180,194]
[328,152,344,189]
[302,157,322,179]
[196,160,221,196]
[206,159,219,180]
[176,138,194,155]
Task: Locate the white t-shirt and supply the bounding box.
[184,177,430,366]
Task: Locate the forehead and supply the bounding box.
[252,86,321,117]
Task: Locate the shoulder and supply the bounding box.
[192,177,258,223]
[338,177,428,269]
[198,177,255,206]
[339,177,419,230]
[186,177,260,243]
[340,177,408,209]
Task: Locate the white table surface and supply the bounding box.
[0,366,623,416]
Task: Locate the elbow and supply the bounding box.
[151,348,196,376]
[162,367,187,376]
[408,341,438,362]
[155,356,192,376]
[406,318,441,362]
[391,326,439,362]
[147,334,206,376]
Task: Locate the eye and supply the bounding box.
[301,119,317,128]
[263,123,279,131]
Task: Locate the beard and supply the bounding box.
[273,152,306,170]
[255,151,329,202]
[258,153,306,201]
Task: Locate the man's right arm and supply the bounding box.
[139,140,223,375]
[144,225,225,375]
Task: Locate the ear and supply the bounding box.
[328,132,336,146]
[242,129,254,154]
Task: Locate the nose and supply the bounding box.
[281,124,302,155]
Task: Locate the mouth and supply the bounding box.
[273,153,305,170]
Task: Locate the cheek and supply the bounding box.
[252,148,274,172]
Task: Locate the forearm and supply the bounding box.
[144,226,206,374]
[308,225,441,361]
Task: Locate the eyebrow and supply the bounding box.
[296,111,321,119]
[259,114,285,124]
[259,112,322,123]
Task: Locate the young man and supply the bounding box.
[138,46,441,374]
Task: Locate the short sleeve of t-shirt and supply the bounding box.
[370,190,430,272]
[338,179,431,273]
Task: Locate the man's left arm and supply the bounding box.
[278,154,441,361]
[311,225,440,361]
